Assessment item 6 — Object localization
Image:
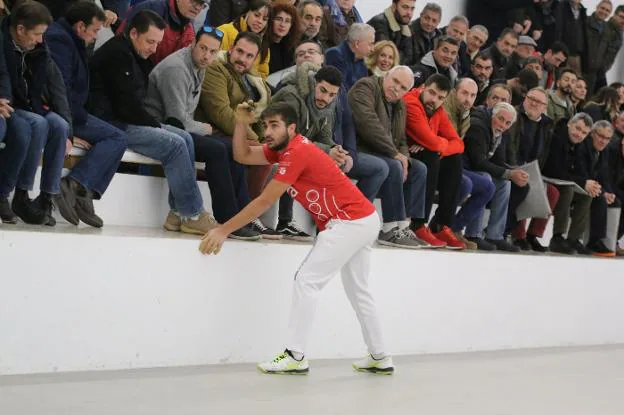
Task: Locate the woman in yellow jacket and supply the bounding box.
[218,0,272,79]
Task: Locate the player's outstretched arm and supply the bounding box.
[199,179,291,255]
[232,102,270,166]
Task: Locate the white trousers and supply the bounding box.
[286,212,386,356]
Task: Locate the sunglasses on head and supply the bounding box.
[200,25,224,40]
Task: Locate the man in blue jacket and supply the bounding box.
[45,1,128,228]
[325,23,374,92]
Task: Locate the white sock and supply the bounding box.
[382,222,398,232]
[398,220,410,230]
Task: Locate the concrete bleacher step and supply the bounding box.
[1,223,624,376]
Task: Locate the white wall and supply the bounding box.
[1,227,624,375]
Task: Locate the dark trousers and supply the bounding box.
[194,134,251,223]
[505,182,531,234]
[552,185,592,241]
[413,150,463,228]
[588,193,610,244]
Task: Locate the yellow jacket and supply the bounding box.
[218,17,270,79]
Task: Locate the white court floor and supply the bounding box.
[2,346,624,415]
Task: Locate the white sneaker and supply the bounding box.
[352,354,394,375]
[257,350,309,375]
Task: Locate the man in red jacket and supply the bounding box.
[404,73,466,249]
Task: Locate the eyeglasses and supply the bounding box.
[295,48,321,58]
[593,131,612,141]
[199,25,224,40]
[191,0,208,9]
[274,16,293,25]
[526,95,547,106]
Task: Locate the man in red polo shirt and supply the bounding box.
[199,102,393,375]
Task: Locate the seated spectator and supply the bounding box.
[36,0,120,26]
[538,41,568,89]
[541,113,593,255]
[404,74,466,249]
[553,0,587,76]
[320,0,363,48]
[272,65,389,238]
[611,82,624,112]
[268,39,324,88]
[484,83,512,110]
[469,52,494,106]
[218,0,272,79]
[585,0,621,95]
[207,0,248,28]
[575,120,617,257]
[504,35,537,80]
[298,0,324,47]
[119,0,204,65]
[547,68,577,123]
[367,0,416,66]
[90,10,217,235]
[497,67,539,106]
[365,40,399,77]
[523,56,543,81]
[269,1,301,75]
[409,2,443,62]
[46,2,128,228]
[443,78,495,250]
[0,1,73,226]
[465,25,488,61]
[570,76,588,110]
[607,111,624,255]
[443,15,470,76]
[325,23,374,92]
[583,87,621,123]
[197,32,277,237]
[506,87,557,252]
[145,26,261,240]
[412,35,459,88]
[482,28,518,80]
[463,102,524,252]
[349,67,431,249]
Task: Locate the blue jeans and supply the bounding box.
[464,171,510,240]
[71,114,127,197]
[348,152,389,201]
[452,171,496,234]
[0,110,68,197]
[0,116,6,143]
[375,154,427,222]
[125,124,204,218]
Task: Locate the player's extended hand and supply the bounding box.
[199,227,228,255]
[235,101,257,125]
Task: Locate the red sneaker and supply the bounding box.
[433,226,466,250]
[413,225,446,248]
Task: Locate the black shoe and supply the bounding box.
[33,193,56,227]
[549,235,576,255]
[527,235,548,252]
[229,224,262,241]
[567,239,592,255]
[11,189,47,224]
[249,219,283,240]
[0,197,17,224]
[75,193,103,228]
[276,220,314,241]
[587,240,616,257]
[513,238,532,251]
[466,236,496,251]
[486,237,521,252]
[55,177,80,225]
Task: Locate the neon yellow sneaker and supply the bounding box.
[352,355,394,375]
[257,350,309,375]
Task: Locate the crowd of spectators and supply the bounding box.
[0,0,623,257]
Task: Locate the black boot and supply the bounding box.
[75,190,103,228]
[527,235,548,252]
[34,192,56,227]
[11,189,47,224]
[55,177,80,225]
[0,196,17,224]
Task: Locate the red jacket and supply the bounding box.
[118,0,195,65]
[403,88,464,157]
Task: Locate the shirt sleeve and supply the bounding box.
[268,146,306,186]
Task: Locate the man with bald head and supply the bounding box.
[349,66,431,249]
[403,74,466,249]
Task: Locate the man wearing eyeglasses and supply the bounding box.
[505,87,557,252]
[267,40,325,89]
[118,0,207,64]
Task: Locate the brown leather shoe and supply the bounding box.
[163,211,182,232]
[180,211,219,235]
